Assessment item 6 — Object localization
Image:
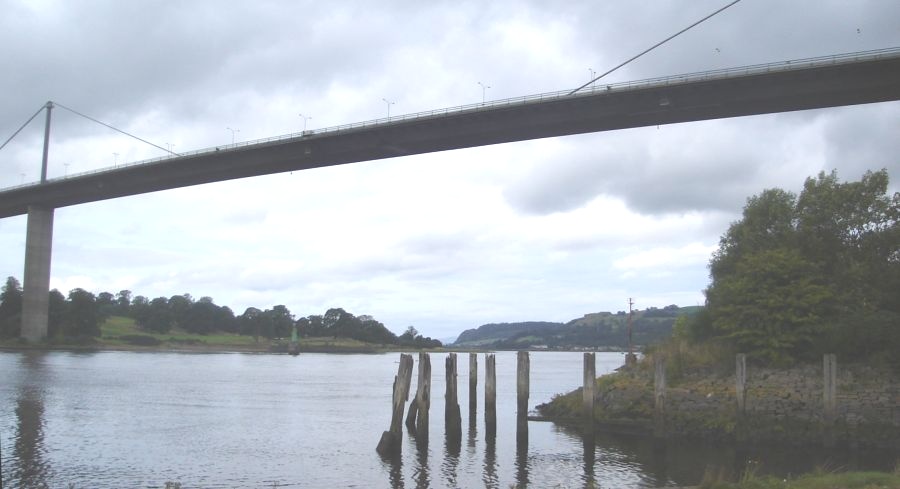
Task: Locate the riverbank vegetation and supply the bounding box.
[670,169,898,370]
[697,468,900,489]
[538,170,900,448]
[0,279,442,350]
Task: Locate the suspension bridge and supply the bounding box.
[3,47,900,341]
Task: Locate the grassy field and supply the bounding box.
[100,316,263,348]
[92,316,400,353]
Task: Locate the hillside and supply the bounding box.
[453,305,699,349]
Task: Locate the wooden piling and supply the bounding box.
[469,352,477,416]
[653,356,666,438]
[735,354,747,413]
[445,353,462,441]
[415,352,432,440]
[517,351,530,418]
[735,353,747,442]
[485,353,496,434]
[517,351,530,447]
[583,352,595,428]
[376,353,414,455]
[823,353,837,447]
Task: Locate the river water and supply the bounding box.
[0,350,893,488]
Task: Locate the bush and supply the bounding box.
[118,334,162,346]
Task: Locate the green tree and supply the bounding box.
[704,169,899,365]
[238,307,263,341]
[64,288,101,338]
[138,297,172,334]
[707,248,834,364]
[0,276,23,338]
[47,289,66,339]
[116,290,132,314]
[184,297,219,335]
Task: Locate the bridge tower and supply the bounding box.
[20,102,55,342]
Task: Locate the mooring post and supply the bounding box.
[445,353,461,441]
[415,352,432,440]
[377,353,414,455]
[653,356,666,438]
[583,352,596,428]
[823,353,837,448]
[735,353,747,442]
[469,352,477,416]
[517,351,530,417]
[485,353,496,434]
[517,351,530,446]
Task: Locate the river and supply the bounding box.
[0,350,892,488]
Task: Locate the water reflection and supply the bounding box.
[582,432,596,489]
[515,426,529,488]
[380,451,404,489]
[482,424,498,488]
[441,428,460,488]
[411,431,430,489]
[10,352,51,489]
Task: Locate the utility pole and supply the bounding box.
[625,298,637,368]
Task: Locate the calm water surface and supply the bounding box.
[0,350,892,488]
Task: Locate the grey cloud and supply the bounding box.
[822,104,900,187]
[503,120,780,216]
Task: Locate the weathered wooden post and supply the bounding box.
[653,356,666,438]
[735,353,747,442]
[517,351,530,447]
[583,352,596,428]
[485,353,496,435]
[376,353,414,455]
[469,352,478,417]
[823,353,837,448]
[445,353,462,441]
[415,352,432,441]
[517,351,530,417]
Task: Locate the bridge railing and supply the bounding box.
[7,46,900,191]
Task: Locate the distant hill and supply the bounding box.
[452,305,700,350]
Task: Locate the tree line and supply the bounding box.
[676,169,899,368]
[0,281,441,348]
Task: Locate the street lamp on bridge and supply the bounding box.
[478,82,490,104]
[382,98,395,119]
[299,113,312,132]
[226,127,240,144]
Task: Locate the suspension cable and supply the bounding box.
[53,102,180,156]
[569,0,743,95]
[0,103,48,152]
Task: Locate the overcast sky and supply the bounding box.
[1,0,898,341]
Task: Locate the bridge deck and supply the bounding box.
[2,47,900,218]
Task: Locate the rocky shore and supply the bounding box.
[537,359,900,449]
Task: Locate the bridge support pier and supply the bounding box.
[21,205,54,342]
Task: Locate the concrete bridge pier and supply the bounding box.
[21,205,54,342]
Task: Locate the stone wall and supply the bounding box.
[590,358,900,448]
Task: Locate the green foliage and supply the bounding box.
[698,470,900,489]
[0,276,23,338]
[704,169,899,366]
[642,338,733,383]
[63,288,102,338]
[708,248,834,365]
[117,334,163,346]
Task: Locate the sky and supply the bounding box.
[1,0,899,341]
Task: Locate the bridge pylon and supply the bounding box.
[20,102,55,342]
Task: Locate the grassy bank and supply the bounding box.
[698,469,900,489]
[537,339,900,448]
[0,316,410,353]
